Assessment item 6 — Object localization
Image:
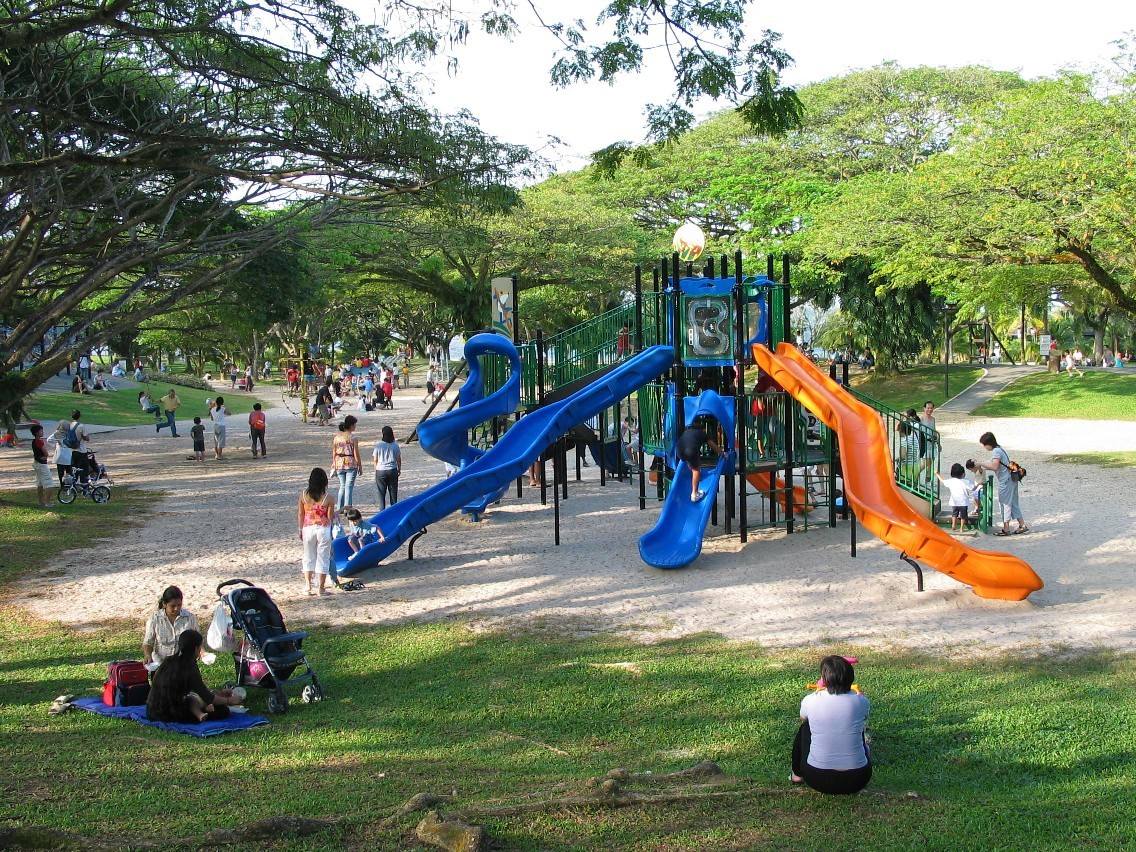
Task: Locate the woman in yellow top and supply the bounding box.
[330,414,361,510]
[298,467,336,595]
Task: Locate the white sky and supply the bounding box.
[381,0,1134,172]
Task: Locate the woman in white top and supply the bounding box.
[791,655,872,794]
[142,585,199,664]
[372,425,402,510]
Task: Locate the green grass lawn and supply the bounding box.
[25,381,269,427]
[4,488,1136,849]
[850,365,985,411]
[1051,451,1136,468]
[973,370,1136,420]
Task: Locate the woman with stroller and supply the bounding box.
[147,630,245,724]
[298,467,336,596]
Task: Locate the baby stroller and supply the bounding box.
[216,579,324,713]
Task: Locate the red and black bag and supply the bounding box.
[103,660,150,707]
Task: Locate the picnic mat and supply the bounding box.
[72,697,269,737]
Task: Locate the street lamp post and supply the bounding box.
[942,302,959,401]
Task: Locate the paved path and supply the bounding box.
[938,363,1045,414]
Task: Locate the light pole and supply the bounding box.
[942,302,959,401]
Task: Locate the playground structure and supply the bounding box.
[338,252,1042,601]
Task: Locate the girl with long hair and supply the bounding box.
[298,467,336,595]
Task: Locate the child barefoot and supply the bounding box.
[190,416,206,462]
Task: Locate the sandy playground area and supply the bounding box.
[2,381,1135,658]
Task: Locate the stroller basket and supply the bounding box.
[217,579,323,713]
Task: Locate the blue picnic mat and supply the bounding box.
[72,697,268,737]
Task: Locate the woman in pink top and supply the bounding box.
[298,467,335,596]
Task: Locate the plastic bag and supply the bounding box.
[207,602,239,653]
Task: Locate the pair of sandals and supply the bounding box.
[994,526,1029,537]
[49,694,75,715]
[336,579,365,592]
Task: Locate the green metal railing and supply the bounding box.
[848,388,940,513]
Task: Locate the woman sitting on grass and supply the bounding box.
[790,655,872,795]
[146,630,244,724]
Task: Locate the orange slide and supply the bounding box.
[746,472,812,516]
[752,343,1043,601]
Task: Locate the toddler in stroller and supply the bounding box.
[215,579,324,713]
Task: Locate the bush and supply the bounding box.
[151,373,210,391]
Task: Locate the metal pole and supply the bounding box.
[536,326,547,505]
[782,256,794,535]
[734,250,747,543]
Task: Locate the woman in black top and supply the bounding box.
[146,630,243,723]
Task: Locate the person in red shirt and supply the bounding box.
[248,403,267,458]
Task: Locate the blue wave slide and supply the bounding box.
[638,390,736,570]
[335,342,676,577]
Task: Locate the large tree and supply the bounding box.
[801,74,1136,330]
[2,0,802,422]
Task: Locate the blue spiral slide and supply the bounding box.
[334,339,675,577]
[638,390,736,569]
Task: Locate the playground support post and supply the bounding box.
[671,252,686,444]
[781,255,795,535]
[733,251,746,541]
[536,326,547,506]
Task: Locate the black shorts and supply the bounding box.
[951,506,970,520]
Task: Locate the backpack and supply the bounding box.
[62,424,81,450]
[103,660,150,706]
[1008,460,1027,482]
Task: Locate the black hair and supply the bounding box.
[193,416,201,424]
[306,467,328,500]
[253,403,262,411]
[158,585,183,609]
[819,655,855,694]
[965,459,978,471]
[343,507,362,522]
[339,414,357,432]
[71,409,81,420]
[214,395,224,406]
[30,423,43,436]
[950,462,965,478]
[979,431,998,448]
[381,425,395,443]
[897,421,911,435]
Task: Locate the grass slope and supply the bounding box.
[974,371,1136,420]
[850,365,985,411]
[25,381,269,427]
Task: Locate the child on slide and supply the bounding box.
[675,421,728,502]
[342,507,385,558]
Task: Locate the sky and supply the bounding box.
[393,0,1134,172]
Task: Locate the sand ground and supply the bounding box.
[2,380,1134,658]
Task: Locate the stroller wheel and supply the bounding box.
[301,685,324,704]
[267,692,288,714]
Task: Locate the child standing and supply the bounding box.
[936,463,973,531]
[249,403,267,458]
[189,417,206,462]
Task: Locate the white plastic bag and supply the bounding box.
[207,602,238,653]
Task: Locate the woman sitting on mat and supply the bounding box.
[146,630,244,724]
[790,655,872,795]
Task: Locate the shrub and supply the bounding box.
[151,373,211,391]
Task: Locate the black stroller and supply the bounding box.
[216,579,324,713]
